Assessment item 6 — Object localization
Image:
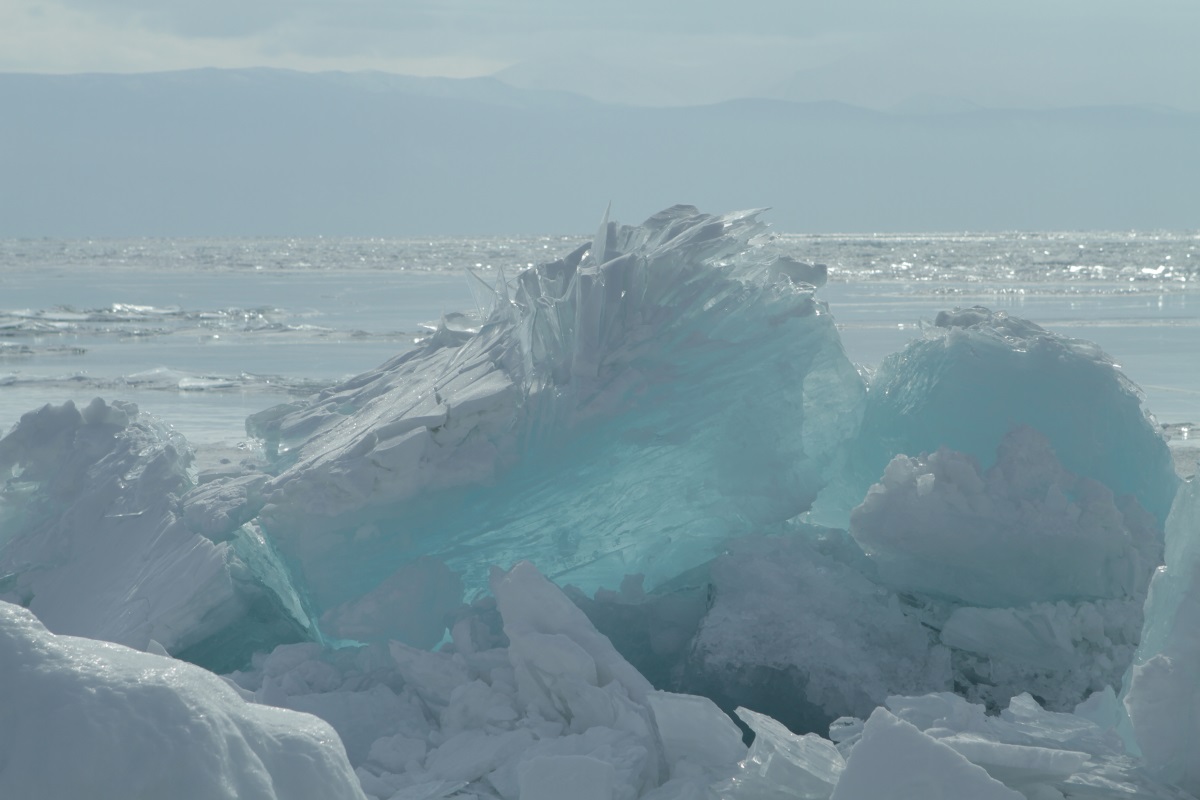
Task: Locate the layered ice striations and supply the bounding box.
[248,206,865,613]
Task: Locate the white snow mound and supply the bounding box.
[0,601,366,800]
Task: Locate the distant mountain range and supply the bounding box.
[1,68,1196,236]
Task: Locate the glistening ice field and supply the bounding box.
[2,207,1200,799]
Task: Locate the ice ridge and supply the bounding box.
[0,205,1193,800]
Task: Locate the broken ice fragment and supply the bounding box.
[0,399,312,671]
[720,706,844,799]
[646,691,746,775]
[830,708,1023,800]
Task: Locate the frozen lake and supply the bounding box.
[2,231,1197,466]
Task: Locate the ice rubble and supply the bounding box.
[641,426,1160,734]
[220,561,1189,800]
[0,205,1195,799]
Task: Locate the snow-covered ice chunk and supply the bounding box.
[826,306,1178,528]
[0,601,365,800]
[850,425,1160,607]
[0,399,311,671]
[845,426,1156,710]
[246,206,865,618]
[829,708,1024,800]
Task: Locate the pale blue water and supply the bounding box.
[2,232,1197,459]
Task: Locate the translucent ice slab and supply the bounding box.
[821,306,1179,528]
[247,206,865,614]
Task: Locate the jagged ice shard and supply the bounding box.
[1,205,1196,799]
[247,206,865,617]
[0,398,312,672]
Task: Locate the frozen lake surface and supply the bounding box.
[2,230,1197,466]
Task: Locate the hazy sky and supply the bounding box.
[3,0,1197,109]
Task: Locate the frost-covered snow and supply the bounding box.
[0,206,1195,799]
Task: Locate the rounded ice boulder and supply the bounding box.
[0,601,366,800]
[835,306,1178,528]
